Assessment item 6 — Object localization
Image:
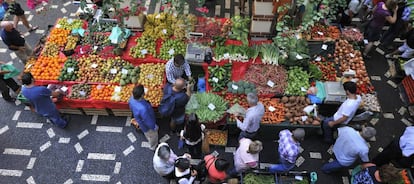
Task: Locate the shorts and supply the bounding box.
[398,43,414,59]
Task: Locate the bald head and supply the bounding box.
[174,78,186,91]
[1,21,14,32]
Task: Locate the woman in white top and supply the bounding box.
[180,113,205,159]
[174,155,198,184]
[153,143,178,179]
[233,138,263,174]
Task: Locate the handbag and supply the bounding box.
[1,64,20,79]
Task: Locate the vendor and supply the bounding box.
[235,93,265,140]
[166,54,192,84]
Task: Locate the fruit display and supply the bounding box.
[31,56,66,80]
[172,14,197,40]
[145,85,163,106]
[243,173,276,184]
[186,93,228,123]
[285,66,310,96]
[196,17,222,40]
[120,64,140,86]
[100,57,129,83]
[261,98,285,124]
[308,23,341,40]
[280,96,321,125]
[24,58,37,72]
[112,85,134,102]
[76,55,105,82]
[130,35,156,58]
[229,16,250,45]
[137,63,165,87]
[208,64,232,92]
[65,35,79,51]
[57,18,84,30]
[91,84,115,101]
[82,33,111,47]
[310,56,337,81]
[143,13,174,40]
[58,57,78,81]
[342,27,364,42]
[334,39,373,93]
[158,39,186,60]
[48,28,71,46]
[244,65,288,95]
[226,80,257,95]
[68,84,91,100]
[206,129,227,146]
[42,42,59,57]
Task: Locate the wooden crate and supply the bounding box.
[59,108,84,115]
[250,16,276,37]
[83,108,110,116]
[111,109,132,117]
[253,0,275,16]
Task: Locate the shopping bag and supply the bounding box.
[109,26,123,44]
[1,64,20,79]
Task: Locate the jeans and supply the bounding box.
[46,109,68,128]
[269,157,295,173]
[144,129,159,150]
[322,117,342,143]
[321,159,345,174]
[238,130,257,141]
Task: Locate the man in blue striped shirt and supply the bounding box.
[165,54,192,84]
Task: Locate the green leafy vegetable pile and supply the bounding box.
[285,66,310,96]
[243,173,275,184]
[186,93,228,123]
[208,64,232,92]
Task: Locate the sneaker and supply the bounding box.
[385,54,392,59]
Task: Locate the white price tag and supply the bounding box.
[268,106,276,112]
[363,39,368,45]
[114,86,122,93]
[168,49,175,55]
[110,68,117,74]
[162,29,167,34]
[146,74,154,79]
[141,49,148,55]
[223,53,230,58]
[67,67,74,73]
[352,28,357,32]
[349,53,355,58]
[56,24,61,28]
[267,80,275,88]
[212,77,219,83]
[121,69,128,75]
[296,54,303,60]
[208,103,216,111]
[60,86,68,92]
[80,48,85,54]
[315,57,321,61]
[67,18,73,24]
[93,46,98,51]
[91,63,98,68]
[321,44,328,50]
[317,31,324,36]
[295,34,301,39]
[301,116,308,122]
[301,87,307,92]
[79,90,86,96]
[96,84,103,90]
[155,14,161,19]
[231,84,239,90]
[144,87,148,94]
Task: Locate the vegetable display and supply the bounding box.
[186,93,228,123]
[243,173,275,184]
[137,63,165,87]
[243,65,288,95]
[308,24,340,40]
[59,57,78,81]
[158,39,186,60]
[261,98,285,124]
[69,84,91,99]
[130,35,156,58]
[208,64,232,92]
[226,81,257,95]
[206,130,227,146]
[361,94,381,112]
[285,66,310,96]
[213,45,254,62]
[260,44,281,65]
[310,56,337,81]
[281,96,320,125]
[229,16,250,45]
[342,27,364,42]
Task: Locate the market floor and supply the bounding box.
[0,1,412,184]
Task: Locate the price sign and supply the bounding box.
[231,84,239,90]
[268,106,276,112]
[301,116,308,122]
[67,67,74,73]
[349,53,355,58]
[110,68,117,74]
[168,49,175,55]
[296,54,303,60]
[212,77,219,83]
[315,57,321,61]
[121,69,128,75]
[267,80,275,88]
[91,63,98,68]
[67,18,73,24]
[93,46,98,51]
[223,53,230,58]
[56,24,61,28]
[295,34,301,39]
[60,86,68,92]
[301,87,307,92]
[144,87,148,94]
[208,103,216,111]
[114,86,122,93]
[80,48,85,54]
[146,74,154,79]
[79,91,86,96]
[321,44,328,50]
[96,85,103,90]
[141,49,148,55]
[155,14,161,18]
[162,29,167,34]
[317,31,324,36]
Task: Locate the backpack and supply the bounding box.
[158,87,176,117]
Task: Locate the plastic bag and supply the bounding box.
[1,64,20,79]
[72,28,85,37]
[226,103,246,116]
[185,95,199,113]
[109,26,123,44]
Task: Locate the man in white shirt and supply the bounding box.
[322,81,362,144]
[341,0,364,26]
[321,126,376,173]
[235,93,265,140]
[373,126,414,168]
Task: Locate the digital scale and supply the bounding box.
[323,81,347,104]
[185,33,212,63]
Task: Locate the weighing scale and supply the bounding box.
[185,33,212,63]
[323,81,347,104]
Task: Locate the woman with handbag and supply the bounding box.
[0,61,20,102]
[180,113,205,159]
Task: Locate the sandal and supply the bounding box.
[29,26,39,32]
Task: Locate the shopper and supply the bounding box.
[380,0,411,49]
[235,93,265,140]
[162,78,192,133]
[322,81,362,144]
[268,128,305,173]
[385,29,414,59]
[2,0,38,32]
[0,61,20,102]
[351,163,400,183]
[321,126,376,174]
[1,21,32,64]
[165,54,192,84]
[180,113,205,159]
[372,126,414,168]
[174,155,198,184]
[204,154,230,184]
[21,72,68,128]
[363,0,398,59]
[153,143,178,179]
[232,138,262,174]
[129,85,159,151]
[340,0,364,26]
